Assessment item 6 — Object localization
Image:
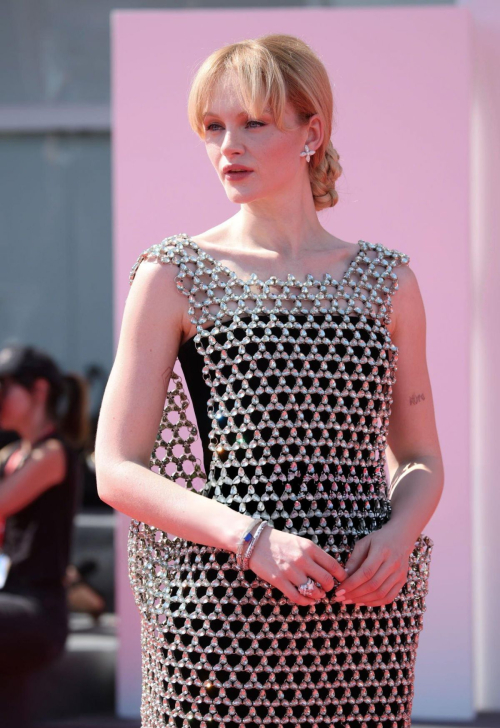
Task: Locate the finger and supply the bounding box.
[292,571,326,600]
[304,560,339,594]
[343,537,371,576]
[282,579,322,607]
[359,579,405,608]
[314,548,349,585]
[336,560,401,602]
[337,541,375,595]
[353,573,406,606]
[336,549,386,598]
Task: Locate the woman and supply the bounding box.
[0,343,88,727]
[96,34,443,727]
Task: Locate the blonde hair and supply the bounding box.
[187,34,343,212]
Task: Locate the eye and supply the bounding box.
[205,120,265,131]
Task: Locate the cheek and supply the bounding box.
[0,395,15,420]
[260,147,299,188]
[259,134,300,173]
[205,142,220,168]
[3,390,30,417]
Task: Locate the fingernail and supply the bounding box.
[334,595,345,602]
[336,589,346,596]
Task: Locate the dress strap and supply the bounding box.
[129,234,195,295]
[347,242,410,328]
[129,233,217,328]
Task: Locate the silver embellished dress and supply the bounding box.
[127,233,434,728]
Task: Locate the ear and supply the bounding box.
[305,113,324,153]
[33,377,51,404]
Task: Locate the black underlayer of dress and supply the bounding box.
[178,313,368,479]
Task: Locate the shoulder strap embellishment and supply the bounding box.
[176,233,366,290]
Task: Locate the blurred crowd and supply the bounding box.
[0,342,111,727]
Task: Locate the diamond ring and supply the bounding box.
[297,577,322,596]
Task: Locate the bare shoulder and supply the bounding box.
[14,438,67,488]
[127,238,192,343]
[34,438,67,482]
[129,236,185,287]
[388,256,426,341]
[130,247,182,288]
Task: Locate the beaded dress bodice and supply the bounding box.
[126,233,434,728]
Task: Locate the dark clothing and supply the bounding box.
[1,430,83,591]
[0,586,69,728]
[0,429,84,726]
[0,585,68,673]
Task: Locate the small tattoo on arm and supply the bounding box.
[409,392,426,405]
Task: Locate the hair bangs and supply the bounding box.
[188,42,290,137]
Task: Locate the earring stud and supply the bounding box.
[300,144,316,163]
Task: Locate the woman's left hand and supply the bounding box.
[335,521,417,607]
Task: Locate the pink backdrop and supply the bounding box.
[112,5,473,719]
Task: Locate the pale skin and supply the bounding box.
[95,72,444,608]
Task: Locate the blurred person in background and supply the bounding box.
[0,343,89,727]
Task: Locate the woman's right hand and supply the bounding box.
[247,525,349,606]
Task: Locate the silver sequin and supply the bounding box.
[127,233,433,727]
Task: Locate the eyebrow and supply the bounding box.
[203,108,272,120]
[203,111,248,119]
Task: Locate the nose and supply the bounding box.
[220,129,244,158]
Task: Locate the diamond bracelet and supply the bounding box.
[236,518,264,569]
[242,520,270,571]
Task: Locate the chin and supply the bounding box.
[225,189,262,204]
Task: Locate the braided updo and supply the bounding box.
[309,140,343,211]
[188,33,343,212]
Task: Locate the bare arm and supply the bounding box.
[0,440,66,518]
[94,254,256,554]
[384,262,445,544]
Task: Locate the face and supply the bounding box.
[0,376,49,431]
[202,74,322,205]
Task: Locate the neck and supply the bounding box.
[227,210,339,259]
[20,421,58,450]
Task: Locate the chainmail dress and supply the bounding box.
[127,233,434,728]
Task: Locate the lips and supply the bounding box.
[224,168,253,182]
[223,165,253,174]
